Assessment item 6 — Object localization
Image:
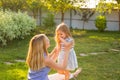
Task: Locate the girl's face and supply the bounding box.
[57,30,66,39]
[45,37,50,48]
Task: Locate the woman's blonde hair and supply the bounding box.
[55,23,72,47]
[26,34,48,71]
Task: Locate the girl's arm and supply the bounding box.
[49,47,57,57]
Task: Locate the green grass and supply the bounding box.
[0,28,120,80]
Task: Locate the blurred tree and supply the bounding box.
[73,0,95,30]
[96,0,120,31]
[116,0,120,31]
[0,0,26,12]
[43,0,81,22]
[26,0,43,19]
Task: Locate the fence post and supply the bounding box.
[70,9,72,28]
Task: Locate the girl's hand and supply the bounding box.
[59,37,66,43]
[49,47,60,61]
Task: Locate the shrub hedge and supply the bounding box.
[0,10,36,45]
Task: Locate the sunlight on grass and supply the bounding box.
[7,69,27,80]
[89,36,115,42]
[72,30,86,37]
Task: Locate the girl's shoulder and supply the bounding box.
[66,37,73,42]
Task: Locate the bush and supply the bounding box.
[42,13,55,28]
[95,15,107,32]
[0,10,36,45]
[12,11,36,39]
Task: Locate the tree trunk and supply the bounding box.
[83,21,85,30]
[32,9,36,19]
[1,0,6,12]
[61,11,64,22]
[39,8,42,26]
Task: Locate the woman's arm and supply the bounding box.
[61,49,71,68]
[45,38,73,71]
[60,38,74,68]
[44,44,71,70]
[44,56,65,71]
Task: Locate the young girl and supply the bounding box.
[55,23,81,80]
[26,34,79,80]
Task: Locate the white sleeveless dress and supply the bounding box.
[58,37,78,71]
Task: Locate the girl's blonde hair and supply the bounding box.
[55,23,72,47]
[26,34,48,71]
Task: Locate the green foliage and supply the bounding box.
[0,10,36,46]
[26,0,43,9]
[42,13,55,28]
[12,11,36,39]
[44,0,80,21]
[96,1,118,14]
[0,0,27,12]
[7,69,27,80]
[44,0,72,13]
[95,15,107,32]
[26,0,44,18]
[116,0,120,4]
[26,0,43,14]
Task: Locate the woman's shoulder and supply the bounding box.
[44,56,50,63]
[44,56,53,66]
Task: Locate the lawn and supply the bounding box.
[0,28,120,80]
